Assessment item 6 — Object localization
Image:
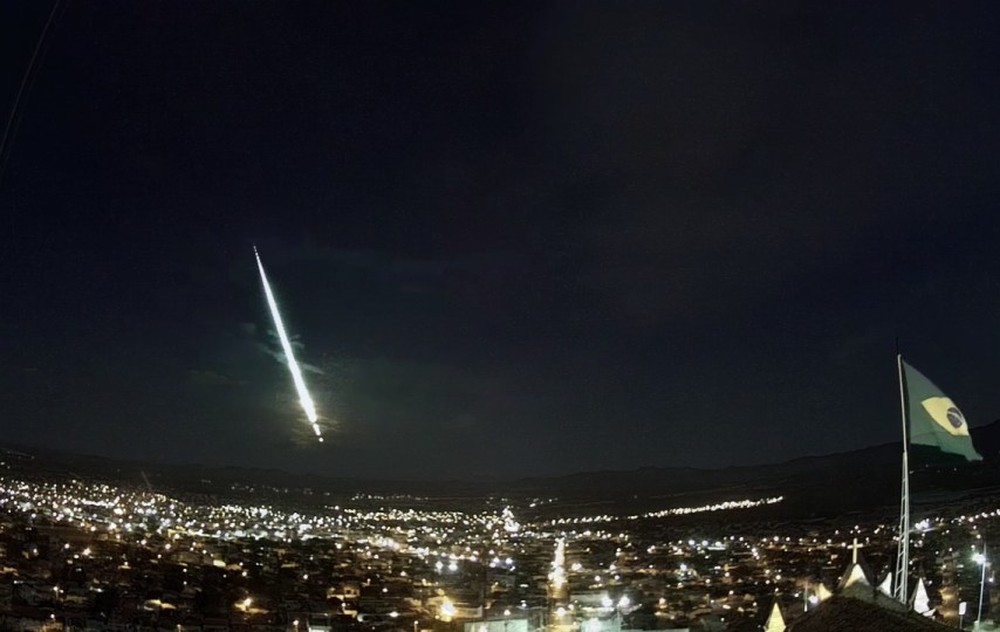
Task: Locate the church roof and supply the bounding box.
[787,595,954,632]
[837,563,869,591]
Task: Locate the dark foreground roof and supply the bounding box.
[788,595,953,632]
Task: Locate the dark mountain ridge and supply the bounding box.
[3,420,1000,519]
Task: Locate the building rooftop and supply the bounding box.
[787,595,954,632]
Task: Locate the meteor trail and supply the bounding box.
[253,246,323,442]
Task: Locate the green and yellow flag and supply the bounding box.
[903,360,982,461]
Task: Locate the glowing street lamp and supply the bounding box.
[440,599,456,622]
[974,546,988,628]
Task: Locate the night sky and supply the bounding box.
[2,2,1000,480]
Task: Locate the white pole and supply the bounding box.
[894,353,911,605]
[978,543,987,628]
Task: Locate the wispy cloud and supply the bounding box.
[255,331,325,375]
[187,369,243,387]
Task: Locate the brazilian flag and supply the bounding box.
[903,360,982,461]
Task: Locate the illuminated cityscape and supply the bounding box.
[4,1,1000,631]
[0,449,998,631]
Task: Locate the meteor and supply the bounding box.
[253,246,323,441]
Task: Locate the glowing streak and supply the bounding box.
[254,246,323,441]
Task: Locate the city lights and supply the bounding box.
[0,467,995,630]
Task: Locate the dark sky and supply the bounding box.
[2,1,999,480]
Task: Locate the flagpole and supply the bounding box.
[894,352,910,605]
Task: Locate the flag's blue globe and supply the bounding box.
[946,407,966,429]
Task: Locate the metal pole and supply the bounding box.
[978,544,987,628]
[894,353,911,605]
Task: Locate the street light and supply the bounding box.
[974,545,988,629]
